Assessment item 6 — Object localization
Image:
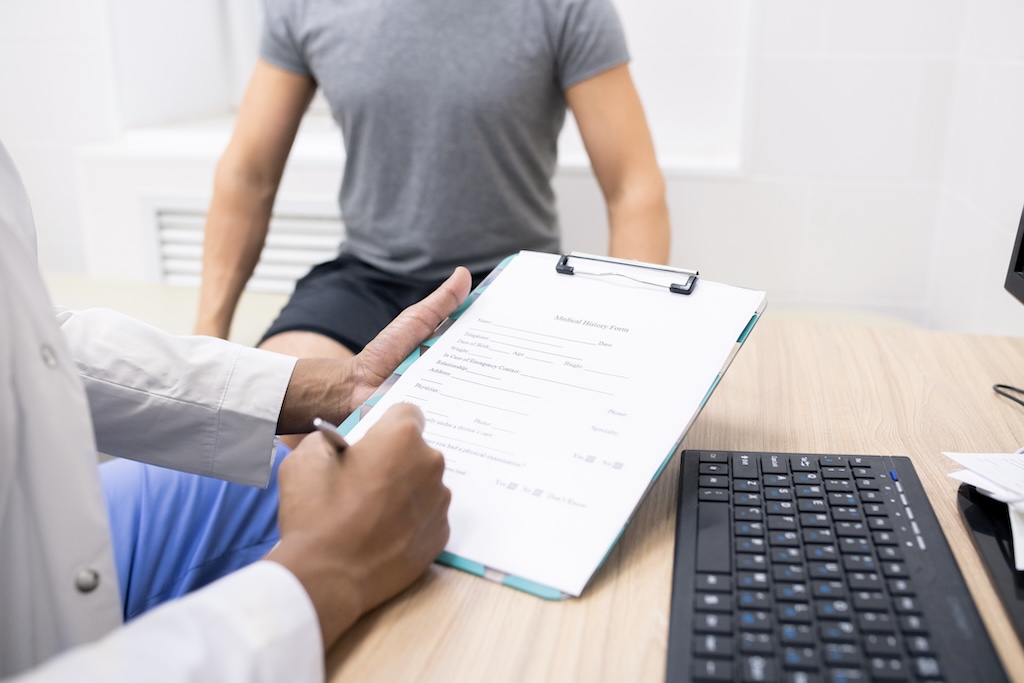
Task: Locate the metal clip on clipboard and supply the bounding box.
[555,252,699,295]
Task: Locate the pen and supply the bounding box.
[312,417,349,453]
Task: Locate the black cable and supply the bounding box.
[993,383,1024,409]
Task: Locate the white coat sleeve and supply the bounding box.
[55,308,298,487]
[8,561,324,683]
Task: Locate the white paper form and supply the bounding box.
[945,451,1024,570]
[344,251,767,596]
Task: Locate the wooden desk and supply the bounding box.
[325,315,1024,682]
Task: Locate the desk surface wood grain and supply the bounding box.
[326,315,1024,682]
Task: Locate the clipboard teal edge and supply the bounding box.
[338,254,767,601]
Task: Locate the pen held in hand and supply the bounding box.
[312,417,350,454]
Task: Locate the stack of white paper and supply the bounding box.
[946,451,1024,570]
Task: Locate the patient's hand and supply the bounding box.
[345,266,471,411]
[265,403,450,649]
[276,266,471,435]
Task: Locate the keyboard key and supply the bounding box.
[831,507,861,521]
[740,655,777,682]
[738,554,767,570]
[693,658,733,681]
[863,634,900,656]
[777,602,812,623]
[773,564,806,582]
[811,580,845,598]
[737,572,769,590]
[868,657,908,680]
[851,591,888,611]
[815,600,852,620]
[699,489,730,502]
[818,620,856,643]
[823,643,860,667]
[837,538,869,554]
[761,453,788,474]
[732,453,759,478]
[905,635,932,654]
[799,513,830,527]
[877,546,903,561]
[790,455,817,471]
[802,528,833,543]
[808,562,842,580]
[736,521,764,536]
[694,633,734,657]
[779,623,815,646]
[767,500,796,514]
[696,593,733,612]
[834,521,867,537]
[828,492,856,506]
[857,611,895,634]
[699,451,728,463]
[899,614,927,634]
[738,610,772,632]
[694,612,732,634]
[805,544,837,561]
[771,548,802,564]
[696,574,730,592]
[798,499,828,513]
[736,506,764,521]
[768,515,798,531]
[740,632,774,654]
[775,583,809,601]
[893,596,920,614]
[738,591,771,610]
[913,656,942,679]
[841,555,876,572]
[781,647,817,671]
[696,502,731,573]
[770,531,800,547]
[881,562,909,578]
[847,572,883,590]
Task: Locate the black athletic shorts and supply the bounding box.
[260,252,488,353]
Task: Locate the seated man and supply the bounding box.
[0,138,471,681]
[194,0,670,370]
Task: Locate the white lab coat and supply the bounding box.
[0,142,323,681]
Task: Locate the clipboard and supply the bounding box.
[338,251,767,599]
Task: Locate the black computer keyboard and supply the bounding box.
[666,450,1008,683]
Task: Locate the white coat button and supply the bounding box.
[74,568,100,593]
[40,344,58,368]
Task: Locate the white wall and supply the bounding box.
[3,0,1024,335]
[0,0,120,271]
[925,1,1024,335]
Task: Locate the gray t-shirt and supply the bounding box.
[261,0,629,280]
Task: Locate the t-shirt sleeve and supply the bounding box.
[259,0,312,77]
[555,0,631,90]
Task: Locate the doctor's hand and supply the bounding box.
[265,402,450,650]
[276,266,471,435]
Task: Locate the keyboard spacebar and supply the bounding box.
[695,501,731,574]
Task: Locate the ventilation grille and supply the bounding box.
[156,210,344,293]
